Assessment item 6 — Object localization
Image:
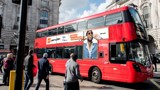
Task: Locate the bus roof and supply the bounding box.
[36,6,129,32]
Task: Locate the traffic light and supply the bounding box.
[12,0,32,5]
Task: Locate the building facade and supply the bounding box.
[106,0,160,54]
[0,0,60,54]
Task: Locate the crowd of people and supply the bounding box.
[0,49,83,90]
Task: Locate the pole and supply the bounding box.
[14,0,28,90]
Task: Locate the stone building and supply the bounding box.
[106,0,160,54]
[0,0,60,54]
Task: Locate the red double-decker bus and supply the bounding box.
[34,6,153,83]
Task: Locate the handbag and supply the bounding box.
[33,65,37,77]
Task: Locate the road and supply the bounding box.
[0,64,160,90]
[0,74,158,90]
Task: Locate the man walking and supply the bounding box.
[64,53,83,90]
[35,53,50,90]
[152,54,157,72]
[24,50,34,90]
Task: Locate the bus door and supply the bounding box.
[104,43,128,81]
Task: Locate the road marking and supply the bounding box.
[150,79,160,89]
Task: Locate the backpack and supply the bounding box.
[3,58,9,69]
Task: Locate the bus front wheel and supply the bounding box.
[91,67,101,83]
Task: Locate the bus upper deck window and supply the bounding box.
[48,28,57,36]
[105,12,122,26]
[65,23,77,33]
[58,26,64,34]
[78,21,87,31]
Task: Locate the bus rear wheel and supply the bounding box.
[91,67,101,83]
[49,64,53,75]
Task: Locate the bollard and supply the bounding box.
[8,70,24,90]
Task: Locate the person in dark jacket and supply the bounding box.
[35,53,50,90]
[152,54,157,72]
[24,50,34,90]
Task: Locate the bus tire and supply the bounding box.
[49,64,53,75]
[91,67,101,83]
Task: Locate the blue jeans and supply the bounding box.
[35,75,49,90]
[24,71,33,90]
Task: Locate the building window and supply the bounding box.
[40,10,49,28]
[41,0,49,7]
[143,6,149,28]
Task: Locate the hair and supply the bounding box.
[70,53,74,58]
[29,50,33,55]
[86,30,93,36]
[43,53,48,58]
[7,53,13,59]
[71,53,78,61]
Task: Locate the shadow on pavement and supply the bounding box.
[31,83,62,88]
[80,85,113,89]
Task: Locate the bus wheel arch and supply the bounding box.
[89,66,102,83]
[49,64,53,75]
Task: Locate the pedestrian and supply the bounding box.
[152,54,157,72]
[24,50,34,90]
[35,53,50,90]
[65,53,73,67]
[64,53,83,90]
[2,53,13,85]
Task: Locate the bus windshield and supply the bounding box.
[128,41,151,66]
[129,8,148,40]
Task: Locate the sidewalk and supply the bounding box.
[0,73,57,90]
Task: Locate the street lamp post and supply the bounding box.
[14,0,28,90]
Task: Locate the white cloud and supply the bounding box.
[59,0,112,23]
[80,0,112,18]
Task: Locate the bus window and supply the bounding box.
[78,21,87,31]
[46,48,56,58]
[110,43,126,63]
[129,8,147,40]
[65,23,77,33]
[48,28,57,36]
[76,46,83,59]
[64,46,75,59]
[35,48,46,58]
[56,47,63,58]
[105,12,123,26]
[41,31,48,37]
[58,26,64,34]
[36,32,42,38]
[88,16,105,29]
[128,42,151,66]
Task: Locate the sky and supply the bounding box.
[59,0,112,23]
